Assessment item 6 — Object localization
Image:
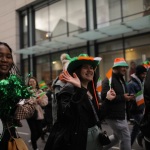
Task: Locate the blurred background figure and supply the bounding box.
[26,77,48,150]
[41,81,54,141]
[129,61,136,79]
[127,65,147,146]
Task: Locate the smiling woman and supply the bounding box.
[44,54,106,150]
[0,42,30,150]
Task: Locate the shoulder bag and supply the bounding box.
[7,124,28,150]
[88,98,111,146]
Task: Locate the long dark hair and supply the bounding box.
[27,77,40,90]
[0,42,20,76]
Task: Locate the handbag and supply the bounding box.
[98,131,111,146]
[15,102,36,120]
[8,137,28,150]
[88,97,111,146]
[7,124,28,150]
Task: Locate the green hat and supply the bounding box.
[39,81,47,89]
[67,54,102,74]
[112,58,128,68]
[142,60,150,69]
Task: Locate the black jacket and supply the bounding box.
[101,72,128,120]
[44,83,99,150]
[127,74,145,114]
[144,69,150,111]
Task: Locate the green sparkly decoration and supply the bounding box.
[0,75,31,119]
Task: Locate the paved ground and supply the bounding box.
[0,119,145,150]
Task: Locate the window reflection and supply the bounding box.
[36,55,50,82]
[23,15,28,47]
[35,7,49,44]
[96,0,121,28]
[123,0,145,21]
[67,0,86,33]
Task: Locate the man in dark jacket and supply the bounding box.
[101,58,135,150]
[128,65,147,146]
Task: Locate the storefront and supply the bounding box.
[16,0,150,82]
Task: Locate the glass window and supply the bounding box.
[98,40,123,53]
[123,0,145,21]
[35,7,49,44]
[69,47,87,57]
[96,0,121,28]
[23,59,29,81]
[126,45,150,81]
[36,55,50,82]
[23,15,28,48]
[67,0,86,33]
[49,1,67,37]
[125,34,150,48]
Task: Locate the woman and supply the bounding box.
[44,54,115,150]
[26,77,48,150]
[0,42,30,149]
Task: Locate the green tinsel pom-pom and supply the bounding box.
[0,75,31,119]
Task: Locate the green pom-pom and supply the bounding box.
[0,75,31,119]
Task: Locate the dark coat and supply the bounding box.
[44,90,53,124]
[44,83,99,150]
[139,69,150,138]
[127,74,145,114]
[144,69,150,110]
[101,72,128,120]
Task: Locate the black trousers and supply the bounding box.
[27,119,43,149]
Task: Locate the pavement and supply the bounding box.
[12,120,145,150]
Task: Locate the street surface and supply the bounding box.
[13,120,145,150]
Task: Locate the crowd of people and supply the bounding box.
[0,41,150,150]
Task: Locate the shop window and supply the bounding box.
[123,0,145,21]
[67,0,86,33]
[36,55,50,82]
[125,45,150,81]
[49,1,67,37]
[23,59,29,83]
[96,0,121,28]
[23,15,28,48]
[35,7,49,44]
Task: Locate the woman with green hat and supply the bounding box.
[44,54,115,150]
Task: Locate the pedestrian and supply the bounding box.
[127,65,147,146]
[26,77,48,150]
[0,42,31,149]
[44,53,111,150]
[41,81,54,140]
[101,58,135,150]
[129,61,136,79]
[141,67,150,149]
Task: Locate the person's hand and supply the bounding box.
[61,71,81,88]
[124,93,135,101]
[27,97,37,104]
[106,88,116,101]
